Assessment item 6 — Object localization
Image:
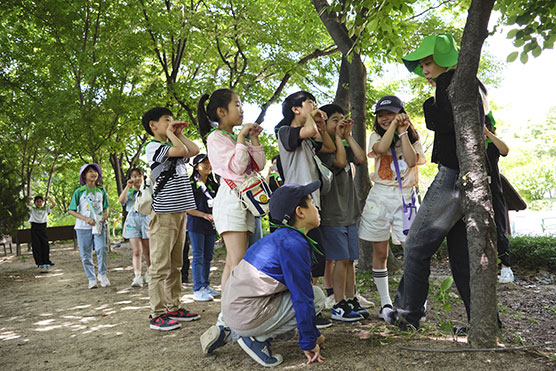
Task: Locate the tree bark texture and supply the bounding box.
[313,0,373,271]
[448,0,498,348]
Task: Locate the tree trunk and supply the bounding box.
[448,0,498,348]
[45,154,59,199]
[313,0,374,271]
[333,56,350,112]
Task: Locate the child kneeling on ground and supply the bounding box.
[200,181,326,367]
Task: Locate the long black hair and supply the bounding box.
[274,91,316,136]
[197,88,236,137]
[373,107,419,144]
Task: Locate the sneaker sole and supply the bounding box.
[316,322,333,329]
[168,314,200,322]
[150,323,181,331]
[200,325,223,355]
[331,314,363,322]
[237,338,283,367]
[193,296,213,302]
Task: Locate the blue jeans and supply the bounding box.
[248,216,263,247]
[76,227,108,281]
[189,231,216,291]
[394,165,470,327]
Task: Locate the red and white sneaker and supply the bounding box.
[149,313,181,331]
[166,308,200,322]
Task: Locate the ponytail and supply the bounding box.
[197,89,236,138]
[197,93,212,137]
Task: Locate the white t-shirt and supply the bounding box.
[368,132,426,188]
[28,205,52,224]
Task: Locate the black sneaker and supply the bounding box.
[331,300,364,322]
[315,313,333,329]
[453,325,469,336]
[149,313,181,331]
[347,297,370,319]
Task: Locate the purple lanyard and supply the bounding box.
[390,146,409,208]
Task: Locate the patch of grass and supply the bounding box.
[108,252,125,259]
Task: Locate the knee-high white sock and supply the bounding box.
[373,268,392,307]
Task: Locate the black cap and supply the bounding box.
[192,153,208,168]
[270,181,320,224]
[374,95,404,113]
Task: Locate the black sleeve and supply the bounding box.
[278,126,302,152]
[422,71,456,134]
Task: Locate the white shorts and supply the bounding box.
[213,183,255,234]
[359,183,414,243]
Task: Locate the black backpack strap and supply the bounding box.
[153,157,178,197]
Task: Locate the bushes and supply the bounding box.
[509,236,556,273]
[432,236,556,273]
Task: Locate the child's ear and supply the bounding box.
[291,106,300,116]
[217,107,227,120]
[149,120,157,132]
[294,205,304,220]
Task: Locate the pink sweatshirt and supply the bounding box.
[207,130,266,184]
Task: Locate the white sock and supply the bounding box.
[373,268,392,308]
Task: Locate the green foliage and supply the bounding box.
[431,276,455,332]
[495,0,556,62]
[0,152,28,235]
[509,236,556,272]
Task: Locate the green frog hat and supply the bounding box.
[402,33,459,77]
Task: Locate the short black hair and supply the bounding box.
[33,195,44,202]
[285,195,311,226]
[320,104,345,119]
[142,107,174,136]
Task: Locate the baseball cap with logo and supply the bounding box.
[374,95,405,114]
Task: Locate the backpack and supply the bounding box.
[133,158,178,214]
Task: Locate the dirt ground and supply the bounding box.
[0,241,554,371]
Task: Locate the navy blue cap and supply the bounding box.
[192,153,208,167]
[270,181,320,224]
[374,95,404,114]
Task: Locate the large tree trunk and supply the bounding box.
[448,0,498,347]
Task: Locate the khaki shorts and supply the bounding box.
[213,183,255,234]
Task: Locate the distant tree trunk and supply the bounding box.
[313,0,374,271]
[448,0,498,347]
[333,56,350,112]
[45,154,59,199]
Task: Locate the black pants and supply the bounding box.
[491,189,511,267]
[31,222,51,266]
[181,232,190,283]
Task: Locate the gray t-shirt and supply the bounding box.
[318,145,360,226]
[278,126,322,209]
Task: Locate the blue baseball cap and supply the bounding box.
[270,181,320,224]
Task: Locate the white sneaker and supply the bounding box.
[98,274,111,287]
[144,271,149,284]
[193,288,214,302]
[88,280,98,289]
[325,294,335,309]
[355,293,375,308]
[131,275,143,288]
[499,267,515,283]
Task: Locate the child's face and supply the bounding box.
[301,195,321,230]
[220,94,243,126]
[150,114,174,136]
[196,158,212,176]
[325,112,344,136]
[34,199,44,208]
[130,171,143,187]
[85,168,99,184]
[376,110,398,131]
[295,99,317,120]
[419,56,447,84]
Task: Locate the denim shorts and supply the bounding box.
[320,224,359,261]
[123,211,150,239]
